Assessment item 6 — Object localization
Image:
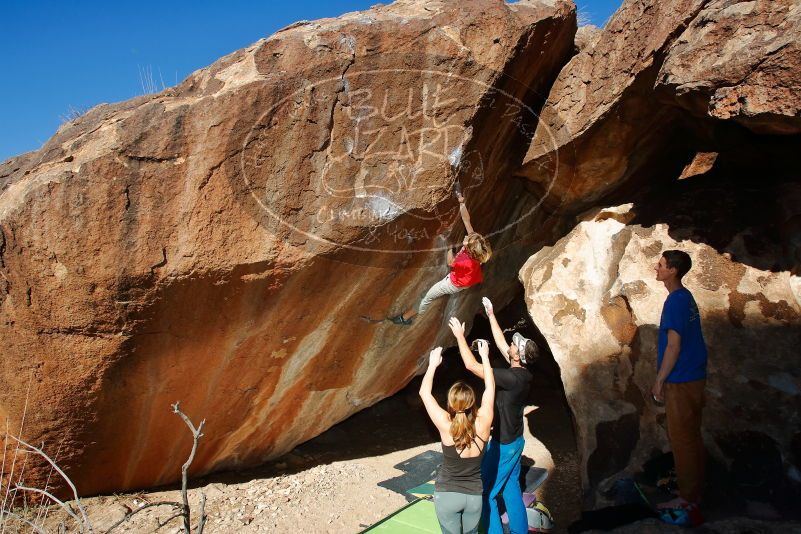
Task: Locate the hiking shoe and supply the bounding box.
[388,314,414,326]
[659,502,704,527]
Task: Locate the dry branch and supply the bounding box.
[2,510,49,534]
[1,400,208,534]
[10,435,92,533]
[156,511,184,530]
[171,402,206,534]
[103,501,182,534]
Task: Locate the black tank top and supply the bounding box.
[435,436,485,495]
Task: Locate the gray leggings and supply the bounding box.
[417,276,464,315]
[433,491,482,534]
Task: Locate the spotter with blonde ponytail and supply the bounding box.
[419,340,495,534]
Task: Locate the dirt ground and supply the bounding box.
[28,351,581,534]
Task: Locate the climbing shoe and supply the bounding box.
[388,314,414,326]
[659,502,704,527]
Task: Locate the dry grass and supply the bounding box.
[0,385,207,534]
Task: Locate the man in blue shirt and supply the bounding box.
[652,250,708,511]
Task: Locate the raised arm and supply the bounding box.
[448,317,484,378]
[419,347,450,433]
[475,340,494,435]
[482,297,511,362]
[456,192,475,234]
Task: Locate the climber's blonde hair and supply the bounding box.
[465,233,492,263]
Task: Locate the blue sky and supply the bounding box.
[0,1,621,162]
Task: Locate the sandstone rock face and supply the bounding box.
[517,0,801,212]
[0,0,577,495]
[657,0,801,135]
[573,25,601,52]
[518,0,707,208]
[520,204,801,506]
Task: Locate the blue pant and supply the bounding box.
[481,436,526,534]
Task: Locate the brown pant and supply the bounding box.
[664,380,706,503]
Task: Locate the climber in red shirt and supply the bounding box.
[388,192,492,325]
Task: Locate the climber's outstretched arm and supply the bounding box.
[456,191,474,234]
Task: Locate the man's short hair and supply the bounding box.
[523,340,540,365]
[662,250,692,280]
[512,333,540,366]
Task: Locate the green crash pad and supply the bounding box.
[364,458,551,532]
[407,480,435,498]
[359,498,440,533]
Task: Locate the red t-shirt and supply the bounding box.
[450,248,483,287]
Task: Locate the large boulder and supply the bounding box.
[517,0,801,214]
[517,0,707,209]
[520,201,801,507]
[657,0,801,135]
[0,0,577,495]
